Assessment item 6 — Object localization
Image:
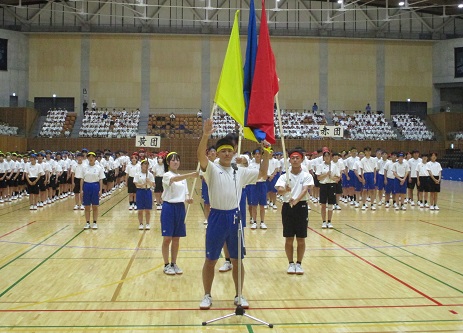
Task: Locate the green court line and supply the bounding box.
[101,194,128,216]
[0,225,69,272]
[347,224,463,277]
[0,229,84,298]
[246,323,254,333]
[0,318,461,329]
[335,228,463,294]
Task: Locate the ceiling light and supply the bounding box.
[458,4,463,8]
[337,0,343,3]
[399,1,405,6]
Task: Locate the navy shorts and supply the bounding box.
[354,176,363,192]
[83,182,100,206]
[363,172,375,190]
[347,170,356,187]
[376,174,385,191]
[341,173,349,188]
[161,202,186,237]
[240,187,247,228]
[201,179,210,205]
[136,188,153,210]
[205,208,243,260]
[385,177,395,195]
[394,179,407,194]
[249,181,267,206]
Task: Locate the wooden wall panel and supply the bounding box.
[0,136,27,152]
[0,107,38,135]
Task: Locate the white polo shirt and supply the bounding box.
[275,169,313,202]
[162,171,189,203]
[82,164,105,183]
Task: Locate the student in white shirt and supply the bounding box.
[0,151,11,203]
[160,152,197,276]
[134,160,155,230]
[71,153,85,210]
[392,152,410,210]
[25,154,44,210]
[407,150,422,206]
[81,152,105,230]
[316,151,341,229]
[153,155,165,210]
[415,154,430,208]
[427,152,442,210]
[125,155,140,210]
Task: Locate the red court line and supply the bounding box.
[0,221,36,239]
[418,220,463,234]
[1,303,463,313]
[309,227,443,306]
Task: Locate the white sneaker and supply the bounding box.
[401,205,407,211]
[385,202,390,208]
[92,222,98,229]
[133,205,137,210]
[234,295,249,309]
[336,204,341,210]
[129,204,133,210]
[172,263,183,275]
[38,202,43,207]
[434,205,439,210]
[371,204,376,211]
[163,265,175,275]
[272,204,277,210]
[395,204,399,211]
[260,222,268,229]
[74,205,79,210]
[350,201,355,206]
[362,204,366,211]
[404,198,409,204]
[139,224,144,230]
[295,263,304,275]
[33,205,38,210]
[410,200,415,206]
[430,205,435,210]
[287,262,296,274]
[203,219,208,225]
[420,203,424,208]
[425,203,430,208]
[200,295,212,310]
[145,224,150,230]
[80,205,85,210]
[219,261,233,272]
[0,199,4,203]
[327,222,333,229]
[264,205,268,209]
[250,222,257,230]
[157,204,162,210]
[354,202,360,208]
[322,222,327,229]
[84,222,90,230]
[29,205,34,210]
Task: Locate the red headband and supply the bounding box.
[290,151,304,159]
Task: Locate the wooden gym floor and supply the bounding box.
[0,179,462,333]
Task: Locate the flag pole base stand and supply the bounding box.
[202,305,274,328]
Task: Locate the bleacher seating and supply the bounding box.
[449,131,463,140]
[439,150,463,169]
[147,113,202,139]
[79,108,140,138]
[38,109,75,138]
[392,114,435,141]
[340,113,397,140]
[0,122,18,136]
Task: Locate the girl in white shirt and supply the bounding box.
[125,155,140,210]
[134,160,155,230]
[81,152,105,230]
[160,152,197,276]
[428,153,442,210]
[153,156,165,210]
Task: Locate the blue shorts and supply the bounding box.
[347,170,356,188]
[245,184,254,204]
[136,189,153,210]
[385,177,396,195]
[376,174,385,191]
[240,187,247,228]
[394,179,407,194]
[354,176,364,192]
[201,179,210,205]
[249,181,267,206]
[161,202,186,237]
[363,172,375,190]
[266,173,278,193]
[206,208,244,260]
[341,173,349,188]
[83,182,100,206]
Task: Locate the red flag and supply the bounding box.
[246,0,279,144]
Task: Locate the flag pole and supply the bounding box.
[185,103,218,220]
[274,92,289,183]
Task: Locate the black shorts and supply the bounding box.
[73,178,82,193]
[313,174,320,188]
[335,180,343,194]
[49,175,58,190]
[319,183,337,205]
[154,176,163,193]
[407,177,418,190]
[418,176,430,192]
[127,176,137,194]
[282,201,308,238]
[59,172,67,184]
[18,172,25,186]
[38,175,48,191]
[27,177,40,195]
[8,177,17,187]
[429,176,441,193]
[0,174,6,189]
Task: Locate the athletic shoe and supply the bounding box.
[272,204,277,210]
[260,222,268,229]
[362,204,366,211]
[250,222,257,230]
[145,224,151,230]
[378,200,383,206]
[199,295,212,310]
[327,222,333,229]
[410,200,415,206]
[234,295,249,309]
[395,204,399,211]
[163,265,175,275]
[84,222,90,230]
[74,205,79,210]
[129,204,133,210]
[420,203,424,208]
[350,201,355,206]
[172,263,183,275]
[307,205,311,210]
[29,205,34,210]
[425,203,430,208]
[157,204,162,210]
[203,219,208,225]
[80,205,84,210]
[404,198,409,204]
[0,199,4,203]
[92,222,98,229]
[371,204,376,211]
[287,263,296,274]
[430,205,435,210]
[33,205,37,210]
[354,202,360,208]
[37,202,43,207]
[322,222,327,229]
[335,204,341,210]
[133,205,137,210]
[219,261,233,272]
[295,263,304,275]
[385,202,390,208]
[139,224,144,230]
[264,205,268,209]
[434,205,439,210]
[401,205,406,211]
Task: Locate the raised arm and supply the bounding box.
[198,119,214,171]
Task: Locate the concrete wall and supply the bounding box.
[433,38,463,85]
[0,29,28,107]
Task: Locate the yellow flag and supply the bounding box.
[214,11,257,142]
